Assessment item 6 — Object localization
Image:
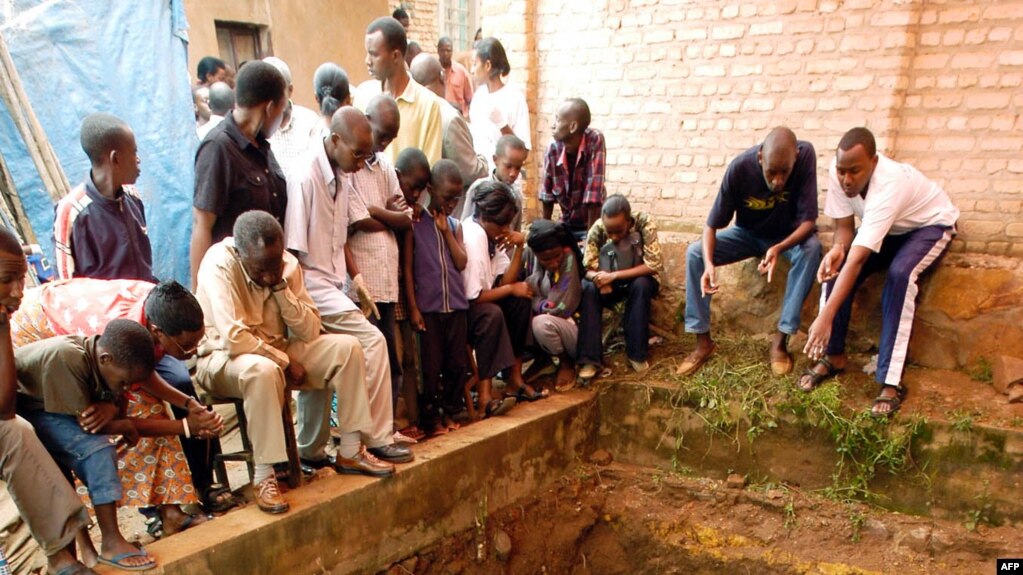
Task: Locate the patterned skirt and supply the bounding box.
[13,296,197,507]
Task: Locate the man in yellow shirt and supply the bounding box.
[356,16,443,165]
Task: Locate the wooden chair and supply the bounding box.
[199,388,303,490]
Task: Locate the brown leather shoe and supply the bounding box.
[255,476,289,514]
[335,446,395,477]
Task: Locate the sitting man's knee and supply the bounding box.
[237,356,286,397]
[686,241,703,262]
[629,275,656,296]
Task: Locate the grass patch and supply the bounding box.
[665,336,927,503]
[967,357,993,385]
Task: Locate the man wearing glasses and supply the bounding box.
[284,106,414,472]
[8,278,225,532]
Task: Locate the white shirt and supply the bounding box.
[283,142,358,315]
[825,154,959,253]
[469,83,531,169]
[269,104,323,183]
[458,171,524,232]
[196,114,224,140]
[462,219,510,301]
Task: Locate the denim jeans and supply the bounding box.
[577,276,659,365]
[685,226,821,335]
[20,410,122,505]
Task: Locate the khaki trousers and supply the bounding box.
[195,333,371,464]
[0,416,90,556]
[296,311,393,459]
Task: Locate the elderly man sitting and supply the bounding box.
[194,210,392,515]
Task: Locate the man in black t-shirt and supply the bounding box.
[190,61,289,289]
[679,127,821,377]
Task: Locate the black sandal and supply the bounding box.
[484,396,517,418]
[870,385,907,418]
[202,483,240,514]
[797,357,843,392]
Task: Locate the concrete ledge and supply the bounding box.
[96,391,597,575]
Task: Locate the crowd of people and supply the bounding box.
[0,8,959,575]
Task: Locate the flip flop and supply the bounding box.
[484,396,517,418]
[96,550,157,572]
[870,385,907,418]
[797,357,843,392]
[54,562,98,575]
[515,386,549,402]
[676,343,717,377]
[393,429,420,444]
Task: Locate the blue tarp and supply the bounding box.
[0,0,196,284]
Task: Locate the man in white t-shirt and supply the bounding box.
[801,127,959,417]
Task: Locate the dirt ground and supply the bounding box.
[64,336,1023,574]
[383,459,1019,575]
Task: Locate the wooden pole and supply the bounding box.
[0,29,71,201]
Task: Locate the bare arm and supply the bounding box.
[0,313,16,420]
[345,244,359,277]
[699,226,720,296]
[367,205,412,231]
[190,209,217,290]
[402,231,424,331]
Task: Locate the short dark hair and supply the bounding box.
[80,113,131,165]
[565,98,591,131]
[234,61,287,108]
[197,56,226,83]
[313,63,350,118]
[396,147,430,175]
[437,36,452,49]
[601,194,632,219]
[233,210,283,255]
[144,281,203,336]
[471,181,518,226]
[495,134,526,158]
[98,319,156,373]
[476,37,511,78]
[431,159,463,189]
[838,127,877,158]
[392,8,409,20]
[367,16,408,56]
[207,82,234,116]
[0,227,23,257]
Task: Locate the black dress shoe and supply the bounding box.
[300,455,336,470]
[367,443,414,464]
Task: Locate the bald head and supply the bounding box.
[330,106,371,143]
[762,126,797,158]
[410,53,444,98]
[365,94,400,153]
[208,81,234,116]
[758,127,799,193]
[328,107,373,174]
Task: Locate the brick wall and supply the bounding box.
[390,0,441,53]
[481,0,1023,255]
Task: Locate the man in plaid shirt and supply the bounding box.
[539,98,606,239]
